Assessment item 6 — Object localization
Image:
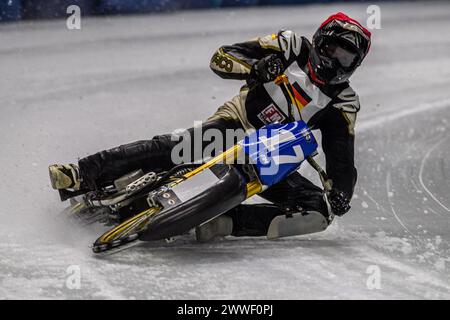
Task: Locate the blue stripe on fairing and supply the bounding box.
[241,121,318,187]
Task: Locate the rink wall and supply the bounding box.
[1,0,378,22]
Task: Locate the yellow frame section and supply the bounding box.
[99,207,160,243]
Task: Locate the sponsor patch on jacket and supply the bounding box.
[257,104,286,124]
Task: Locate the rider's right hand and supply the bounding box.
[250,54,284,83]
[328,189,351,216]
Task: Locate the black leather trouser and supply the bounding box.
[78,118,244,190]
[78,118,327,236]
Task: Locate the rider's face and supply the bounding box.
[320,39,359,70]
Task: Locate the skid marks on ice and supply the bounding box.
[353,103,450,276]
[385,170,413,235]
[418,136,450,214]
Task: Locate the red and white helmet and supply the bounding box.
[309,12,372,84]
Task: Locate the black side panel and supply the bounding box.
[139,165,247,241]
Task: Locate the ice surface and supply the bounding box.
[0,2,449,299]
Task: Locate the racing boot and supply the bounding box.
[48,163,82,190]
[195,215,233,243]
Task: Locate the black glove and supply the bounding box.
[250,54,284,83]
[328,189,351,216]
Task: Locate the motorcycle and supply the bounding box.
[58,75,334,253]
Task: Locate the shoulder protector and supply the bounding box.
[277,30,303,62]
[333,86,360,113]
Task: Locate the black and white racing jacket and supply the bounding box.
[210,30,360,198]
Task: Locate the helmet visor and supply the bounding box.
[319,37,359,69]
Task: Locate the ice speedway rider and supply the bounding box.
[49,12,371,242]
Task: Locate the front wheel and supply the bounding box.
[92,207,161,253]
